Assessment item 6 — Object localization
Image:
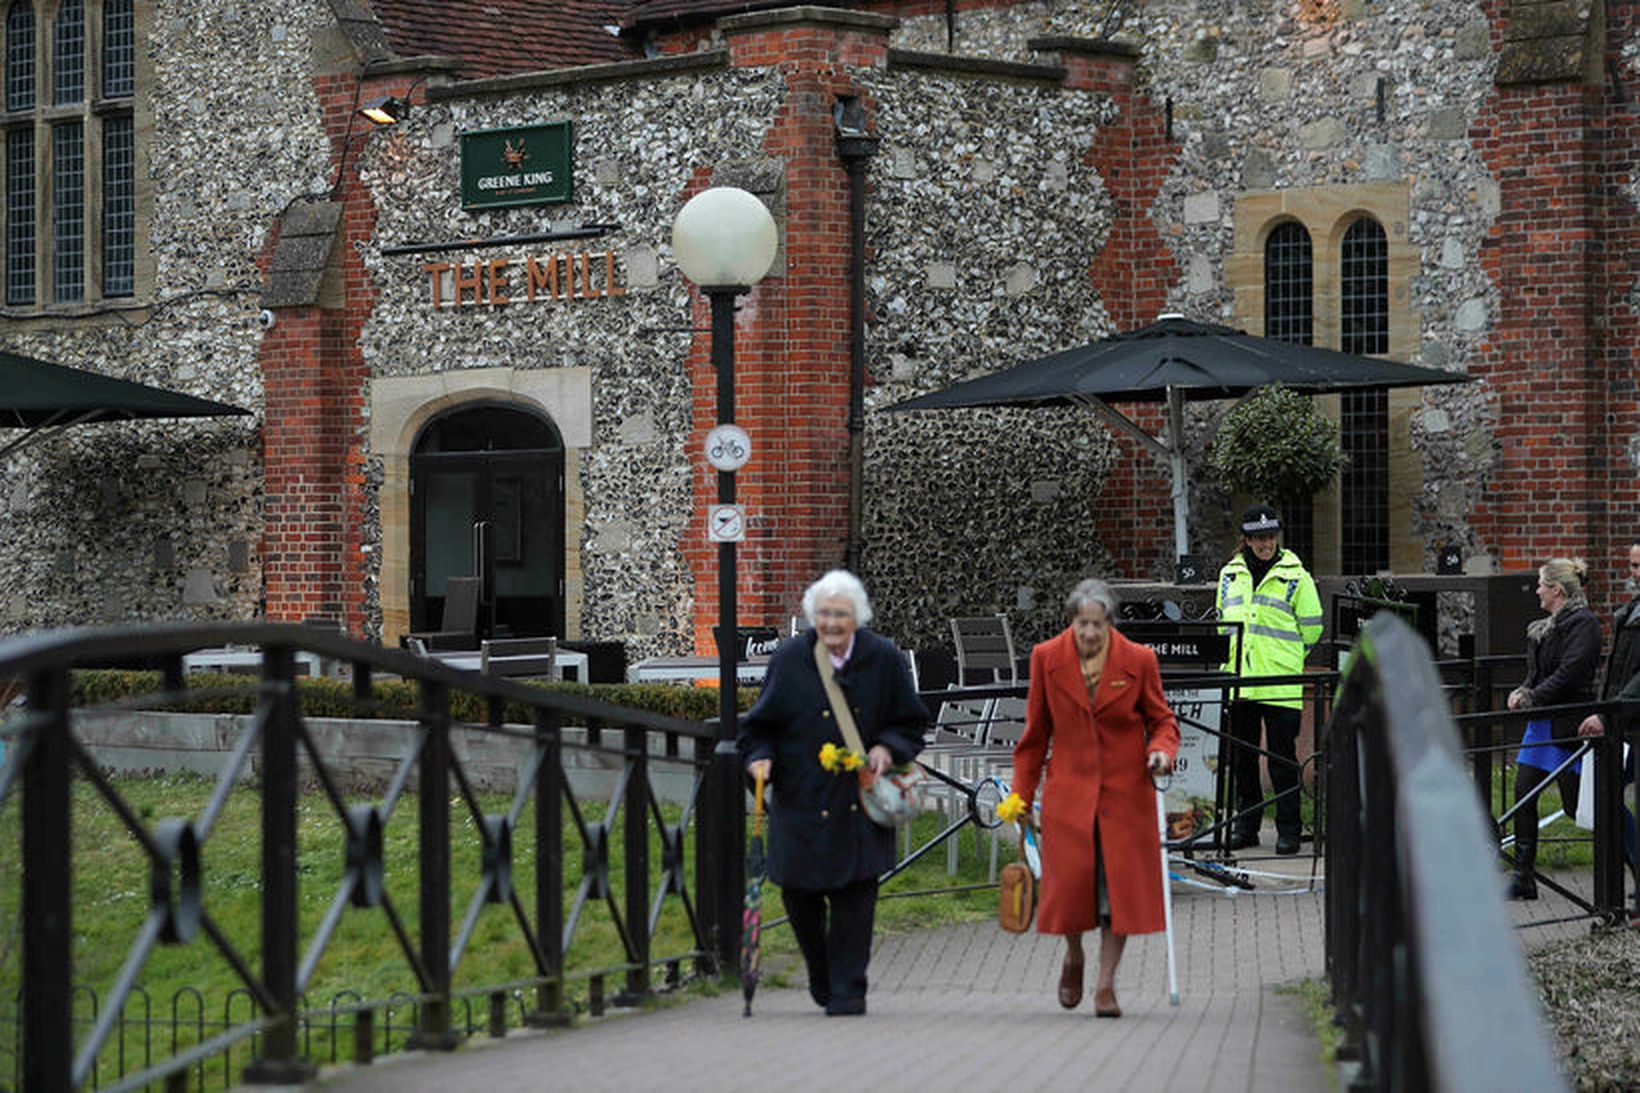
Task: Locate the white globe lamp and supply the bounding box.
[671,187,778,288]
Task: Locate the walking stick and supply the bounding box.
[1156,783,1180,1006]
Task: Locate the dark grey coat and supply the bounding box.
[1601,596,1640,701]
[1519,603,1602,707]
[737,629,928,891]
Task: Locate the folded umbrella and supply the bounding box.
[741,771,768,1017]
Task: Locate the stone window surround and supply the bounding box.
[1228,181,1425,575]
[370,367,590,647]
[0,0,153,318]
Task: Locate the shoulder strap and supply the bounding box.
[813,640,868,755]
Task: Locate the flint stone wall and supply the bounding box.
[0,0,338,633]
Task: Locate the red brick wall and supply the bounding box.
[257,74,393,635]
[1594,8,1640,616]
[1067,49,1181,579]
[681,20,890,651]
[1469,59,1618,587]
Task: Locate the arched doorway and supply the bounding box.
[410,403,564,640]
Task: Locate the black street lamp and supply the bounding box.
[670,185,777,969]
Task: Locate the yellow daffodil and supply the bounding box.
[840,750,864,772]
[818,742,841,771]
[996,792,1027,824]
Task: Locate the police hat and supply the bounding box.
[1240,504,1283,535]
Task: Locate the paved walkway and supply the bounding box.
[313,854,1331,1093]
[305,855,1595,1093]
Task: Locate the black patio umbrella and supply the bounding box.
[889,316,1470,559]
[0,347,251,459]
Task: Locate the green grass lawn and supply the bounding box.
[0,771,1002,1089]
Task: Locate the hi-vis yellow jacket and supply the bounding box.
[1215,548,1323,708]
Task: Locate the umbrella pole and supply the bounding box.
[1167,385,1189,564]
[742,772,768,1017]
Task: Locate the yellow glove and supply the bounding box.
[996,792,1027,824]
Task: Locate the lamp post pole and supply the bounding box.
[709,286,742,972]
[671,185,778,976]
[711,286,741,741]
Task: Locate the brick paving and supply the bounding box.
[312,852,1331,1093]
[306,854,1597,1093]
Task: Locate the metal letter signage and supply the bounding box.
[461,122,573,209]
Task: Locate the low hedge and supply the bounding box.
[69,669,761,726]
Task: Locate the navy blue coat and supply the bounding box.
[738,629,928,891]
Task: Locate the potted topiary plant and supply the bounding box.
[1206,384,1348,563]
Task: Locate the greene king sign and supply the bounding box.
[460,122,573,209]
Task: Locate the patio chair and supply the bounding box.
[950,614,1020,686]
[405,576,481,651]
[479,636,558,680]
[925,616,1023,872]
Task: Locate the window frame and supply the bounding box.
[2,0,146,315]
[1230,184,1422,576]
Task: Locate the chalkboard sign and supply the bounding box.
[1120,621,1236,669]
[711,625,782,661]
[1331,595,1417,643]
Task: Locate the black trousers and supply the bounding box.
[1230,700,1302,840]
[782,878,879,1005]
[1512,760,1580,865]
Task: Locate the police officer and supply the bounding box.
[1215,504,1322,854]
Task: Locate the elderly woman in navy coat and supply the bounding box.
[739,570,929,1016]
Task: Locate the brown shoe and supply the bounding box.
[1058,951,1084,1009]
[1095,987,1121,1018]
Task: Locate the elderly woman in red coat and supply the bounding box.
[1003,578,1178,1018]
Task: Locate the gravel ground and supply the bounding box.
[1529,925,1640,1090]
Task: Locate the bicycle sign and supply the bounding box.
[704,424,752,473]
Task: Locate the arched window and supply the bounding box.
[1341,218,1389,354]
[1264,220,1313,345]
[1340,217,1390,573]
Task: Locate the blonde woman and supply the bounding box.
[1505,557,1602,899]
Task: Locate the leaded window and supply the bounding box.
[5,1,33,113]
[52,120,82,301]
[53,0,82,106]
[1341,218,1389,355]
[102,113,130,295]
[1340,217,1390,574]
[6,126,34,305]
[1264,221,1313,346]
[3,2,142,309]
[101,0,130,98]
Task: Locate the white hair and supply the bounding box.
[801,569,874,626]
[1064,577,1120,620]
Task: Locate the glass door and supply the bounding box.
[410,405,564,639]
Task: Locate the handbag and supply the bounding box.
[813,641,924,829]
[1574,739,1632,831]
[998,821,1035,933]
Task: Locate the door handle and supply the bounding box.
[473,520,493,602]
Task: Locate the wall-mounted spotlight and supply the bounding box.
[358,95,410,126]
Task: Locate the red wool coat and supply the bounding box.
[1011,627,1180,936]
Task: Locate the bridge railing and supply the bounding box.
[1325,613,1567,1091]
[0,621,734,1091]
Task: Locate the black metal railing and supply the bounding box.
[0,622,738,1091]
[1325,613,1570,1091]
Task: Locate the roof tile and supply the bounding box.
[370,0,640,78]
